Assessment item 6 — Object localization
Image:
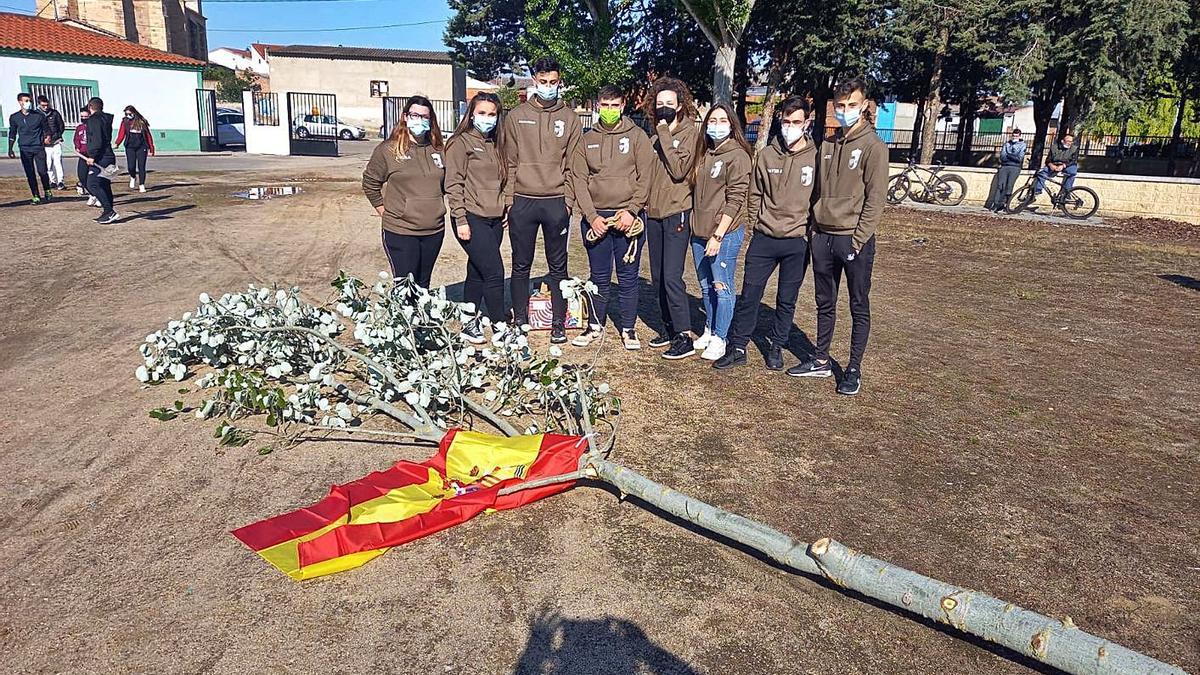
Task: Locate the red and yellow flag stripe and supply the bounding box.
[232,429,586,580]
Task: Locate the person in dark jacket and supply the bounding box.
[115,105,156,192]
[7,92,52,203]
[36,95,66,189]
[82,97,119,223]
[985,128,1026,212]
[1033,130,1080,201]
[74,106,94,203]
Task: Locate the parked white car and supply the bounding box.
[291,114,366,140]
[216,110,245,146]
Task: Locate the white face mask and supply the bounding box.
[21,101,32,111]
[706,123,730,141]
[473,114,497,134]
[535,83,559,101]
[781,125,805,146]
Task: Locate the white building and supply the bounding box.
[208,46,253,72]
[1,12,206,152]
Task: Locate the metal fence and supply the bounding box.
[382,97,459,139]
[252,91,279,126]
[28,82,91,125]
[877,128,1199,159]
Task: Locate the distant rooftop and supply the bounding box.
[269,45,453,64]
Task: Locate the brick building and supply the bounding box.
[33,0,207,61]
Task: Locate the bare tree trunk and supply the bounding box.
[957,94,976,166]
[753,50,789,152]
[1167,94,1186,176]
[713,43,737,105]
[586,456,1186,675]
[919,24,950,165]
[910,97,926,159]
[1030,94,1055,169]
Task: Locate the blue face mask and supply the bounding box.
[406,117,430,136]
[706,123,730,141]
[835,109,861,128]
[473,114,497,134]
[535,83,559,101]
[21,101,32,111]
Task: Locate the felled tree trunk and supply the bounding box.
[585,457,1184,675]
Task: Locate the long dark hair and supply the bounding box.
[448,92,507,189]
[124,105,148,132]
[690,103,753,185]
[388,95,444,158]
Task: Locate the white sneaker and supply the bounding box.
[86,196,98,207]
[139,184,146,193]
[130,177,137,189]
[693,329,713,350]
[621,329,641,351]
[701,336,726,361]
[572,325,603,347]
[75,186,84,196]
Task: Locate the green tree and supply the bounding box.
[444,0,527,79]
[203,65,260,104]
[519,0,634,101]
[676,0,756,104]
[627,0,716,104]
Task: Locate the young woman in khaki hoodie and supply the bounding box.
[445,92,509,343]
[362,95,447,288]
[689,103,753,362]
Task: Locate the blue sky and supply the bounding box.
[4,0,455,52]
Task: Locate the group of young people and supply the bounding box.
[7,91,156,222]
[362,59,887,395]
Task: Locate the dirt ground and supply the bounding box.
[0,161,1197,675]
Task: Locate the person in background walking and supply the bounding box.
[501,57,582,344]
[82,96,119,223]
[7,92,52,204]
[36,95,66,190]
[74,106,97,206]
[689,102,753,362]
[115,105,155,192]
[714,96,818,372]
[445,92,509,344]
[362,95,446,288]
[985,128,1025,212]
[570,84,654,350]
[643,76,700,361]
[789,77,887,396]
[1033,129,1079,203]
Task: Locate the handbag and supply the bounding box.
[526,282,587,330]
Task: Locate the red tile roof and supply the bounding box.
[0,12,204,68]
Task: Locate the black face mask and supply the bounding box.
[655,106,677,124]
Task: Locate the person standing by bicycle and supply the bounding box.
[1033,130,1079,204]
[985,128,1025,212]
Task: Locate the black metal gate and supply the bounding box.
[196,88,218,152]
[287,92,339,157]
[382,97,460,140]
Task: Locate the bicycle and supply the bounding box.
[886,159,968,207]
[1005,172,1099,220]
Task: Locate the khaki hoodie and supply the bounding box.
[444,126,505,229]
[647,121,698,219]
[362,137,447,236]
[812,122,888,250]
[747,139,818,238]
[572,116,655,224]
[501,96,582,209]
[692,138,752,239]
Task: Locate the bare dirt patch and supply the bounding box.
[0,171,1196,674]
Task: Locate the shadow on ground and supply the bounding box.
[513,605,699,675]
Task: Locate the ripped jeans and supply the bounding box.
[690,227,745,340]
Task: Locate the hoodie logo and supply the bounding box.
[710,160,724,178]
[848,149,863,170]
[431,153,444,169]
[801,166,814,186]
[619,137,629,154]
[554,120,565,138]
[672,139,680,148]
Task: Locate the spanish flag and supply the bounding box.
[232,429,586,580]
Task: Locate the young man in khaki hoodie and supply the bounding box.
[788,77,887,396]
[501,57,583,344]
[714,96,819,372]
[570,85,655,350]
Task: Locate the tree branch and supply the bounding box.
[677,0,723,49]
[333,384,443,443]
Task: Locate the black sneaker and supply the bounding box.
[765,343,784,371]
[550,324,567,344]
[647,332,672,349]
[661,333,696,360]
[787,358,832,378]
[713,347,747,370]
[98,211,121,224]
[461,318,485,344]
[837,367,862,395]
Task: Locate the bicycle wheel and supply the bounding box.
[1006,184,1035,214]
[886,174,910,205]
[931,174,967,206]
[1059,186,1100,220]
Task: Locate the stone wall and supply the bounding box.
[895,163,1200,224]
